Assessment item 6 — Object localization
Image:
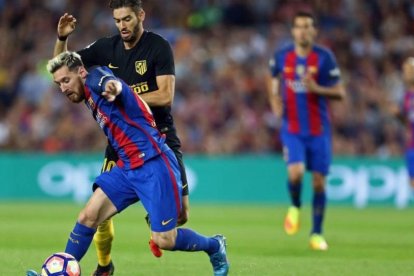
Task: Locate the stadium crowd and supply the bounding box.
[1,0,414,156]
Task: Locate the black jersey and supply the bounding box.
[77,31,175,127]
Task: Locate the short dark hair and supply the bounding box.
[292,11,317,27]
[109,0,143,13]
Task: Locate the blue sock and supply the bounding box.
[172,228,219,255]
[312,191,326,234]
[65,222,96,261]
[288,181,302,208]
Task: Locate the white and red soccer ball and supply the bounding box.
[41,252,81,276]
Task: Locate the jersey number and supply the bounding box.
[101,158,116,172]
[133,83,149,94]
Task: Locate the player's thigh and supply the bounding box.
[281,132,306,179]
[306,135,332,176]
[94,166,139,213]
[281,132,305,163]
[133,151,182,233]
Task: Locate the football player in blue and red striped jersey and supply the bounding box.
[268,11,345,250]
[44,51,229,276]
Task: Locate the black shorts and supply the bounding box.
[101,125,189,196]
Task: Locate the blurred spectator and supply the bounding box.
[0,0,413,157]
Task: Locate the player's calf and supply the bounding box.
[152,229,177,250]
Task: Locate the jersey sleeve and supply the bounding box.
[87,67,117,95]
[320,50,341,87]
[269,51,281,77]
[154,38,175,76]
[77,38,108,68]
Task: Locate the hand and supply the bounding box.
[302,71,319,93]
[57,13,77,38]
[177,195,189,226]
[102,80,122,102]
[273,95,283,118]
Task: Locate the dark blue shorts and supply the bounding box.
[94,149,182,232]
[405,149,414,179]
[281,132,332,176]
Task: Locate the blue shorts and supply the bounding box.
[280,132,332,175]
[94,149,182,232]
[405,149,414,179]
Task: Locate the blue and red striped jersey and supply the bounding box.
[403,90,414,149]
[270,44,341,136]
[84,66,168,170]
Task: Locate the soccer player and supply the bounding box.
[390,57,414,196]
[42,51,229,276]
[53,1,189,273]
[267,11,345,250]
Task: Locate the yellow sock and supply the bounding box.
[93,219,115,267]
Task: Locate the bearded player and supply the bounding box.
[268,11,345,250]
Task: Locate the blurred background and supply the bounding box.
[0,0,413,207]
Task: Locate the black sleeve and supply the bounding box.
[77,38,108,68]
[154,38,175,76]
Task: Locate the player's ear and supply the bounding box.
[138,9,145,22]
[313,27,318,37]
[78,66,87,79]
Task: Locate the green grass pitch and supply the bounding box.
[0,202,413,275]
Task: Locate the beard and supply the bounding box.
[67,83,85,103]
[122,24,140,43]
[298,39,312,48]
[67,92,84,103]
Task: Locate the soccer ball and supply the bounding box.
[41,252,81,276]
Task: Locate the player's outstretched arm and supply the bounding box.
[102,80,122,102]
[53,13,77,57]
[139,75,175,106]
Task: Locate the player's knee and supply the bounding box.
[312,174,326,192]
[288,171,304,184]
[288,172,303,183]
[78,208,100,228]
[288,164,305,183]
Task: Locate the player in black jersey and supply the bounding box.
[53,1,190,275]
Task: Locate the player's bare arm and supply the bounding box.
[102,80,122,102]
[53,13,77,57]
[139,75,175,106]
[267,74,283,118]
[302,72,345,100]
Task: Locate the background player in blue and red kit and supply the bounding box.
[43,51,229,276]
[268,11,345,250]
[390,57,414,198]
